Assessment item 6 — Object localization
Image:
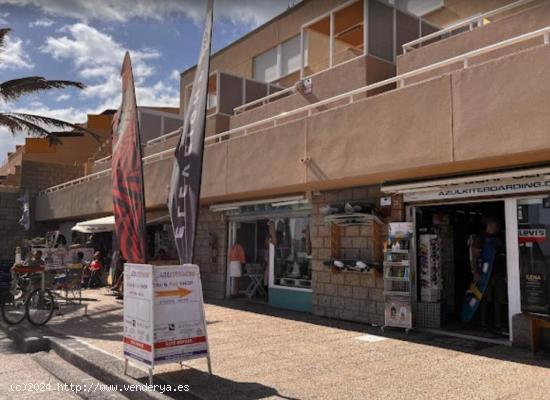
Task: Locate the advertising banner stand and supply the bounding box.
[123,263,212,384]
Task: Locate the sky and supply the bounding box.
[0,0,295,163]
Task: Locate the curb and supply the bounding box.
[0,320,49,353]
[0,321,200,400]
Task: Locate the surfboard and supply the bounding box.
[461,236,497,322]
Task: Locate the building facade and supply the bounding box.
[24,0,550,347]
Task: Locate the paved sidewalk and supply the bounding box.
[0,331,79,400]
[44,289,550,400]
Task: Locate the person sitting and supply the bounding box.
[86,251,103,288]
[11,250,45,295]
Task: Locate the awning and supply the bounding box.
[71,211,170,234]
[381,166,550,203]
[71,216,114,233]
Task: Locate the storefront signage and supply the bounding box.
[384,296,412,328]
[403,175,550,203]
[123,263,154,366]
[518,228,546,243]
[521,273,549,315]
[123,264,210,370]
[153,265,209,364]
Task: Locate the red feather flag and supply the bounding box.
[111,52,147,263]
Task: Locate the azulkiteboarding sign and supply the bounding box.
[153,265,209,364]
[123,264,210,378]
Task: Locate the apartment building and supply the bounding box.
[31,0,550,347]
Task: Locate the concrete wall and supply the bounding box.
[181,0,350,111]
[397,1,550,83]
[194,208,228,300]
[35,43,550,221]
[310,186,386,325]
[230,56,395,129]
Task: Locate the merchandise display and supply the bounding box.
[383,222,413,330]
[461,234,497,322]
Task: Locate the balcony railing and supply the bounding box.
[38,26,550,196]
[402,0,538,54]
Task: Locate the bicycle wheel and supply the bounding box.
[1,291,27,325]
[26,289,54,326]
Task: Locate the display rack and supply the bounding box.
[383,223,413,331]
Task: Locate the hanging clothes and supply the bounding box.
[229,243,246,277]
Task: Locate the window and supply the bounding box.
[272,216,312,289]
[253,34,306,82]
[281,35,301,76]
[253,47,279,82]
[207,92,217,109]
[517,198,550,315]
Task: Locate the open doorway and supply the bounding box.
[415,201,509,340]
[227,219,270,301]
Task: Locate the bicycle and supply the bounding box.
[1,267,55,326]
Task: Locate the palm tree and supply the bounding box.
[0,28,95,144]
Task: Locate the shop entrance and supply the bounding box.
[227,219,270,301]
[414,200,509,340]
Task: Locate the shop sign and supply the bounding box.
[403,175,550,202]
[518,227,547,243]
[123,263,154,366]
[123,264,209,369]
[153,265,208,364]
[384,296,412,328]
[521,273,549,315]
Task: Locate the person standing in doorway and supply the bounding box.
[229,240,246,297]
[470,218,507,332]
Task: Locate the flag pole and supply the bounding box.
[190,0,214,264]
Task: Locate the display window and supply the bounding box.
[517,198,550,315]
[272,217,312,289]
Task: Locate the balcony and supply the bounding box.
[397,0,548,83]
[35,29,550,221]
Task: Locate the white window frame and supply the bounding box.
[253,34,304,83]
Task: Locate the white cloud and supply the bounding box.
[42,23,179,109]
[0,12,8,25]
[0,0,291,27]
[170,69,180,82]
[29,18,55,28]
[56,93,71,102]
[0,34,34,70]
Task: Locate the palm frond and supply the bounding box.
[0,113,62,144]
[0,77,85,102]
[0,28,10,53]
[1,112,101,143]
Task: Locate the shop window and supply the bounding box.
[272,216,312,289]
[517,198,550,315]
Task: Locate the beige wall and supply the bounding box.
[230,56,395,129]
[180,0,352,110]
[397,0,550,82]
[36,43,550,221]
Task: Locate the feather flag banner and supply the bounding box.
[168,0,213,264]
[111,52,147,264]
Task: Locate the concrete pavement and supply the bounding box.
[0,331,80,400]
[33,288,550,400]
